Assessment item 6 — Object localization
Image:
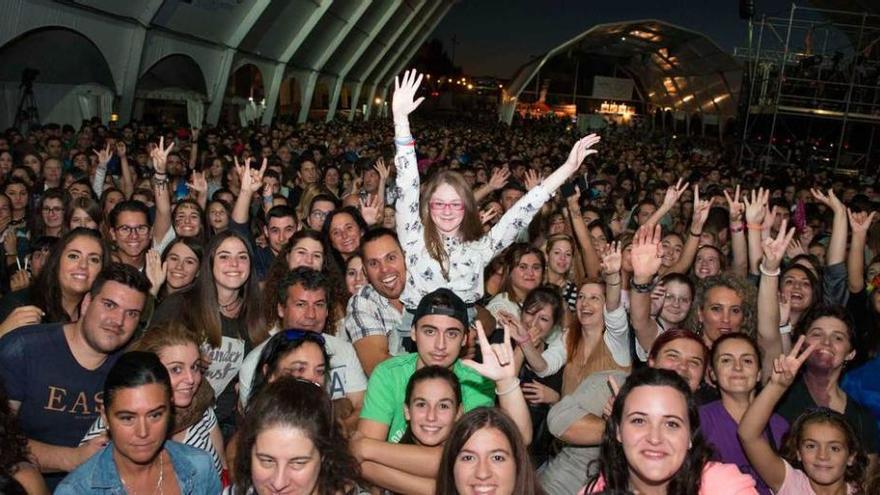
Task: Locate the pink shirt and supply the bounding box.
[580,461,758,495]
[776,459,857,495]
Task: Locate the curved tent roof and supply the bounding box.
[500,19,742,123]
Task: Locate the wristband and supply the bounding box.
[779,322,792,335]
[759,263,781,277]
[730,223,744,234]
[747,223,763,231]
[495,378,521,396]
[690,229,702,237]
[631,280,654,293]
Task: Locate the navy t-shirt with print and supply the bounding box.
[0,323,120,484]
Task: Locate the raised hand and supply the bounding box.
[724,185,744,222]
[770,335,816,388]
[810,188,845,213]
[187,170,208,195]
[785,238,807,259]
[392,69,425,120]
[145,249,166,297]
[359,194,382,226]
[461,321,516,382]
[761,218,796,272]
[600,241,622,276]
[150,136,175,174]
[92,143,112,168]
[497,310,531,345]
[373,157,391,182]
[602,376,621,419]
[779,292,791,326]
[743,187,769,225]
[847,208,875,234]
[236,156,267,194]
[480,203,500,226]
[523,169,541,191]
[661,178,689,211]
[190,127,200,142]
[649,283,667,316]
[488,166,510,191]
[564,134,601,169]
[630,225,663,283]
[691,185,712,231]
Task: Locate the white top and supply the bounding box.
[238,328,367,409]
[535,305,632,377]
[394,138,551,308]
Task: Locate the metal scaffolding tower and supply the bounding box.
[736,4,880,176]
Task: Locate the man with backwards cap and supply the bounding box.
[356,288,497,443]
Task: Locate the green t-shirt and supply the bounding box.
[359,353,496,442]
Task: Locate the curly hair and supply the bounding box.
[233,377,358,495]
[0,382,30,474]
[587,368,714,495]
[686,273,757,340]
[781,408,867,493]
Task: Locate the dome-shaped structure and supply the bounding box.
[499,19,743,126]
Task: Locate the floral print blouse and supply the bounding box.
[394,136,552,308]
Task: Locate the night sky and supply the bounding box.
[433,0,793,78]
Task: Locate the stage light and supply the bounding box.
[374,97,382,105]
[467,84,474,90]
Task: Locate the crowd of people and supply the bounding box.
[0,67,878,494]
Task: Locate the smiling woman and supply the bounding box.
[56,352,220,494]
[79,322,226,475]
[585,368,757,495]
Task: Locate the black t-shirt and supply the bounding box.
[777,376,879,454]
[0,322,121,486]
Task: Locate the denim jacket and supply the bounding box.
[55,440,221,494]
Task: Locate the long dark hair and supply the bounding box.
[399,366,462,445]
[156,237,203,300]
[248,331,330,406]
[233,377,359,495]
[436,408,541,495]
[501,243,546,304]
[186,230,266,347]
[32,227,109,322]
[522,285,564,327]
[587,368,712,495]
[321,206,367,273]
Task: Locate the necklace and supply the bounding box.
[120,451,164,495]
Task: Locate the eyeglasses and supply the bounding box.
[310,210,330,220]
[429,200,465,212]
[282,329,325,346]
[42,206,63,214]
[116,224,150,237]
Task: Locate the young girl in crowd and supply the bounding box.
[229,377,359,495]
[739,336,868,494]
[356,366,463,493]
[586,367,757,495]
[145,237,203,301]
[57,352,220,494]
[486,243,545,320]
[435,407,542,495]
[391,69,600,327]
[80,321,226,475]
[152,230,266,438]
[0,227,107,337]
[544,234,579,310]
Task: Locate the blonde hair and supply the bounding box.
[420,170,483,279]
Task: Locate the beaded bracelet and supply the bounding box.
[496,378,521,396]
